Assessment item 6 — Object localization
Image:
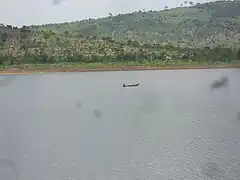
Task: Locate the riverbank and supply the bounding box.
[0,63,240,75]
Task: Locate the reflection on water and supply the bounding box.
[0,69,240,180]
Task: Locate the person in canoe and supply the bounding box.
[123,83,140,87]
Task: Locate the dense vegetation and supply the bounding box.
[0,1,240,68]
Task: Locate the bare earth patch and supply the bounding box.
[0,64,239,75]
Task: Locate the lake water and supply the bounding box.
[0,69,240,180]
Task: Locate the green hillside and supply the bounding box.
[33,0,240,48]
[0,23,238,68]
[0,0,240,69]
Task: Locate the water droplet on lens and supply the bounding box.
[93,109,102,118]
[75,101,82,108]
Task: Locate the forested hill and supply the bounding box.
[32,0,240,48]
[1,0,240,67]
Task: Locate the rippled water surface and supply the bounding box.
[0,69,240,180]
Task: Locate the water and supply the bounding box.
[0,69,240,180]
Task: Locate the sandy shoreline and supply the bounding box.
[0,65,239,75]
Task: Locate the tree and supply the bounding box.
[64,30,69,37]
[237,49,240,60]
[164,5,169,10]
[189,1,194,6]
[41,30,52,40]
[184,1,188,6]
[20,25,30,39]
[6,25,12,28]
[1,32,8,43]
[20,39,30,57]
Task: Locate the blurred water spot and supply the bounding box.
[75,101,82,109]
[93,109,102,118]
[140,91,160,114]
[0,157,20,180]
[210,76,229,91]
[0,76,15,87]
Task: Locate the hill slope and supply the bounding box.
[0,23,238,67]
[34,0,240,48]
[0,0,240,68]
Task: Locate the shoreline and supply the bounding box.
[0,64,239,75]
